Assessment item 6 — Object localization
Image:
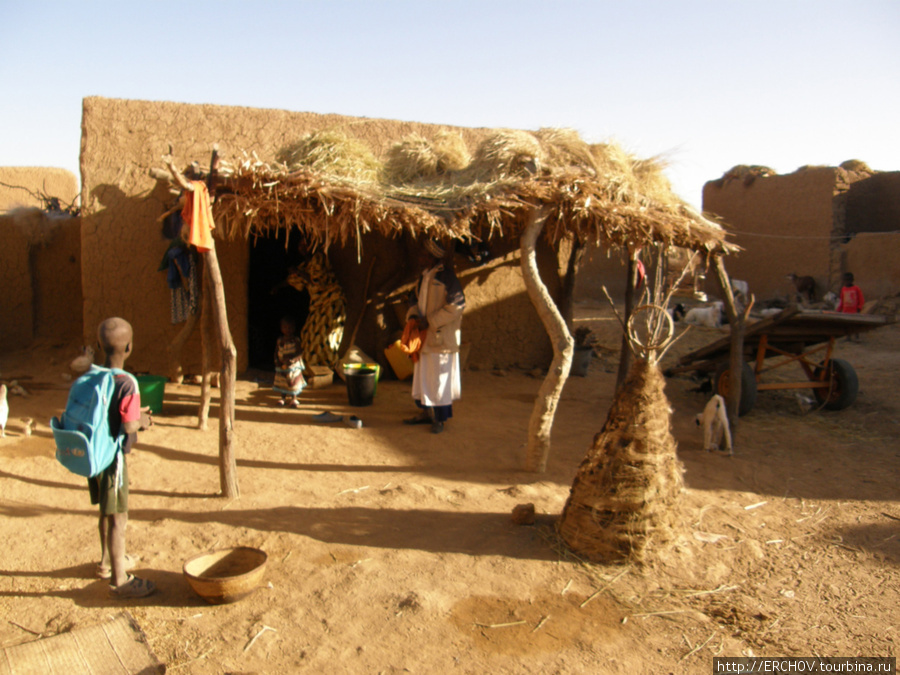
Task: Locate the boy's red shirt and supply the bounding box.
[838,285,864,313]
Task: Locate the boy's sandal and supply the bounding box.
[289,399,301,409]
[109,574,156,599]
[96,553,139,580]
[276,399,287,407]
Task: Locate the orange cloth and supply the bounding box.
[181,181,215,252]
[399,319,426,363]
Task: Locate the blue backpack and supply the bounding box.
[50,365,135,478]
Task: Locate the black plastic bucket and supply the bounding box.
[346,368,377,407]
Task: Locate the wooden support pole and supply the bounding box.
[205,243,239,498]
[712,255,744,441]
[198,267,214,431]
[520,206,574,473]
[163,149,239,498]
[615,253,638,390]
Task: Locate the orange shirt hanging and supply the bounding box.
[181,181,215,252]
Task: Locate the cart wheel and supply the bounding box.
[813,358,859,411]
[715,362,758,417]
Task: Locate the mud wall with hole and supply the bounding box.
[0,208,83,352]
[702,169,839,301]
[80,97,555,377]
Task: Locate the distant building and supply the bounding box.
[702,164,900,301]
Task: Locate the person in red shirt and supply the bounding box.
[837,273,865,313]
[837,273,865,343]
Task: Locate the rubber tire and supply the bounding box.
[813,358,859,411]
[715,361,758,417]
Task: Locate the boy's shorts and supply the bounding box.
[88,456,128,515]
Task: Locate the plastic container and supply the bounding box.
[384,340,414,380]
[342,363,380,394]
[345,367,377,407]
[136,374,167,413]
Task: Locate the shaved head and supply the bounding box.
[98,317,133,357]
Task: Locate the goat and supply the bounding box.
[683,301,725,328]
[695,394,732,454]
[787,273,816,304]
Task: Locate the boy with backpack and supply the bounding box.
[94,317,155,597]
[54,317,156,597]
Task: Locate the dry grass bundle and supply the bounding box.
[839,159,872,173]
[276,130,381,182]
[467,129,544,181]
[385,134,441,184]
[632,156,677,208]
[558,359,685,563]
[433,130,471,174]
[535,128,598,175]
[166,125,735,258]
[720,164,778,186]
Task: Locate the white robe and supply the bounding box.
[411,265,462,406]
[412,351,461,407]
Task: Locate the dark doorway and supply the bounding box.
[247,232,309,370]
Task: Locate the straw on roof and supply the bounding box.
[203,127,735,256]
[275,130,381,183]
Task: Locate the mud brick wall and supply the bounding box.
[80,97,555,376]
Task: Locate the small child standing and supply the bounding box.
[837,272,865,342]
[273,316,306,408]
[93,317,155,598]
[837,273,864,314]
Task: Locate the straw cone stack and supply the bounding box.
[558,359,684,563]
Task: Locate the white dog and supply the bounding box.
[695,394,732,454]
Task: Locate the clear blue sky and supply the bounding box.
[1,0,897,207]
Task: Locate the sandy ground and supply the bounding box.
[0,301,897,674]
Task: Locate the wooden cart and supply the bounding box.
[665,307,889,415]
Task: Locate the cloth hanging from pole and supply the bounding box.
[181,181,215,252]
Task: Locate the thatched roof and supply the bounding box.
[201,128,736,256]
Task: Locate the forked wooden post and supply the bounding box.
[520,206,574,473]
[163,150,239,499]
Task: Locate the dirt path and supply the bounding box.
[0,303,897,673]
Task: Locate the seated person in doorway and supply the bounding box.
[402,238,466,434]
[273,316,306,408]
